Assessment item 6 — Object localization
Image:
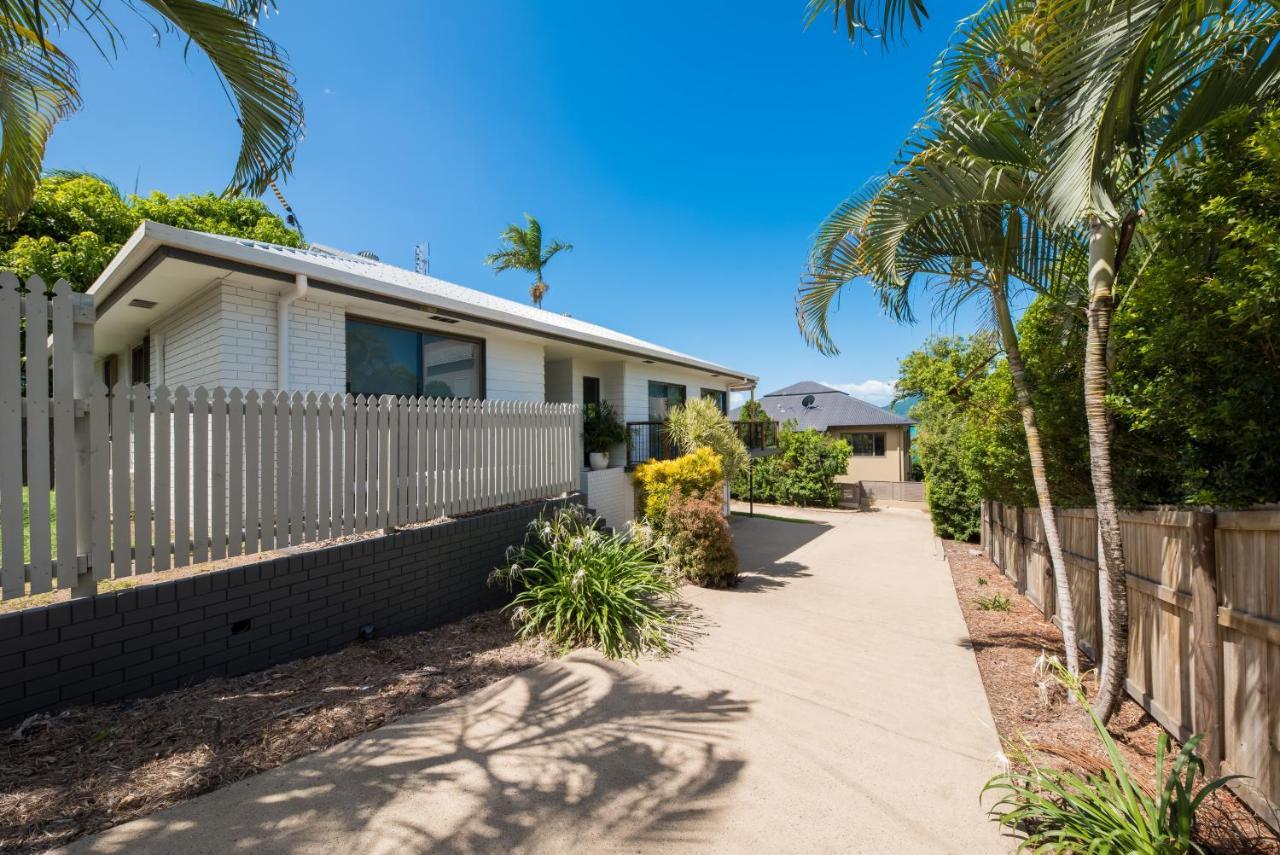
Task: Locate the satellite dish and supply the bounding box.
[801,394,817,409]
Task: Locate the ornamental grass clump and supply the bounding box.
[489,506,680,659]
[983,658,1241,853]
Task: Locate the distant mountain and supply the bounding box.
[883,395,919,418]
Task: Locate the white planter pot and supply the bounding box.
[588,451,609,471]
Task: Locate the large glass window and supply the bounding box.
[346,318,483,398]
[700,388,727,414]
[648,381,686,420]
[423,334,480,398]
[843,431,886,457]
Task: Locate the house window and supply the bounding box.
[647,381,686,420]
[844,431,886,457]
[700,388,727,414]
[130,337,150,386]
[346,318,483,398]
[583,376,600,408]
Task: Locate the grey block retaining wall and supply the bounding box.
[0,495,581,726]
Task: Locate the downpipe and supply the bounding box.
[277,273,308,391]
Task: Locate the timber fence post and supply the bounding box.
[1190,509,1223,775]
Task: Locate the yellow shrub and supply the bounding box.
[633,447,723,523]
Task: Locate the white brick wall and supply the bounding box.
[287,295,344,393]
[139,282,731,422]
[218,281,278,390]
[583,466,636,530]
[151,283,223,390]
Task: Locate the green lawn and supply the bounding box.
[15,487,57,564]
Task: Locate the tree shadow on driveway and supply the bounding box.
[72,654,752,855]
[729,515,831,594]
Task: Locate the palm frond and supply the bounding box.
[141,0,304,197]
[804,0,929,47]
[0,21,80,225]
[1031,0,1280,225]
[541,238,572,266]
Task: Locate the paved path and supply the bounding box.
[68,507,1007,854]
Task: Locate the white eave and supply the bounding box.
[88,221,757,386]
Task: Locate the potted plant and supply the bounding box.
[583,400,626,470]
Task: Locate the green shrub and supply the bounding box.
[633,447,723,523]
[921,416,982,541]
[489,506,680,659]
[984,659,1240,853]
[973,592,1011,611]
[664,491,739,588]
[729,424,849,507]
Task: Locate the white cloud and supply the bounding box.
[729,390,751,409]
[822,379,897,406]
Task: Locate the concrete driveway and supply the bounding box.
[66,506,1008,855]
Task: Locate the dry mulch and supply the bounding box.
[0,611,552,854]
[944,540,1279,854]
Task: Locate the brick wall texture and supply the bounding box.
[0,496,580,726]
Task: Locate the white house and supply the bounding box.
[86,222,757,527]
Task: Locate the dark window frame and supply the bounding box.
[700,387,728,415]
[583,376,601,408]
[130,337,150,386]
[844,431,886,457]
[345,314,486,399]
[647,380,687,420]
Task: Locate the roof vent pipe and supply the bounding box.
[278,273,308,390]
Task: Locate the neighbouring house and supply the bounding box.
[86,221,757,528]
[731,381,921,506]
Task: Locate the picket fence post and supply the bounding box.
[68,285,96,597]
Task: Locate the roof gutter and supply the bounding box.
[277,273,308,390]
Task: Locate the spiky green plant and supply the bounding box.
[983,659,1242,852]
[665,396,749,480]
[489,506,680,659]
[973,592,1012,611]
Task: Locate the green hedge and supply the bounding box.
[729,425,849,507]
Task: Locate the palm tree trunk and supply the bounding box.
[1086,217,1128,722]
[991,278,1080,677]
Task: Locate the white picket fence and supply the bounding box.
[0,274,581,601]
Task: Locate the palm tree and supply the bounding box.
[484,214,573,308]
[0,0,304,226]
[802,67,1089,676]
[806,0,1280,722]
[1013,0,1280,720]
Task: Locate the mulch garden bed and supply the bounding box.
[0,611,552,854]
[944,540,1279,854]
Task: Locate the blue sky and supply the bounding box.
[45,0,980,405]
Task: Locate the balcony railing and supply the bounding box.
[626,420,779,468]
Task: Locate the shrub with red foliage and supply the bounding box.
[664,490,738,588]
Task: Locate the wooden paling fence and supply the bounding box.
[982,499,1280,828]
[0,274,581,601]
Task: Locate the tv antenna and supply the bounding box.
[415,243,430,275]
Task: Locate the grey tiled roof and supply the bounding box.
[730,381,915,431]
